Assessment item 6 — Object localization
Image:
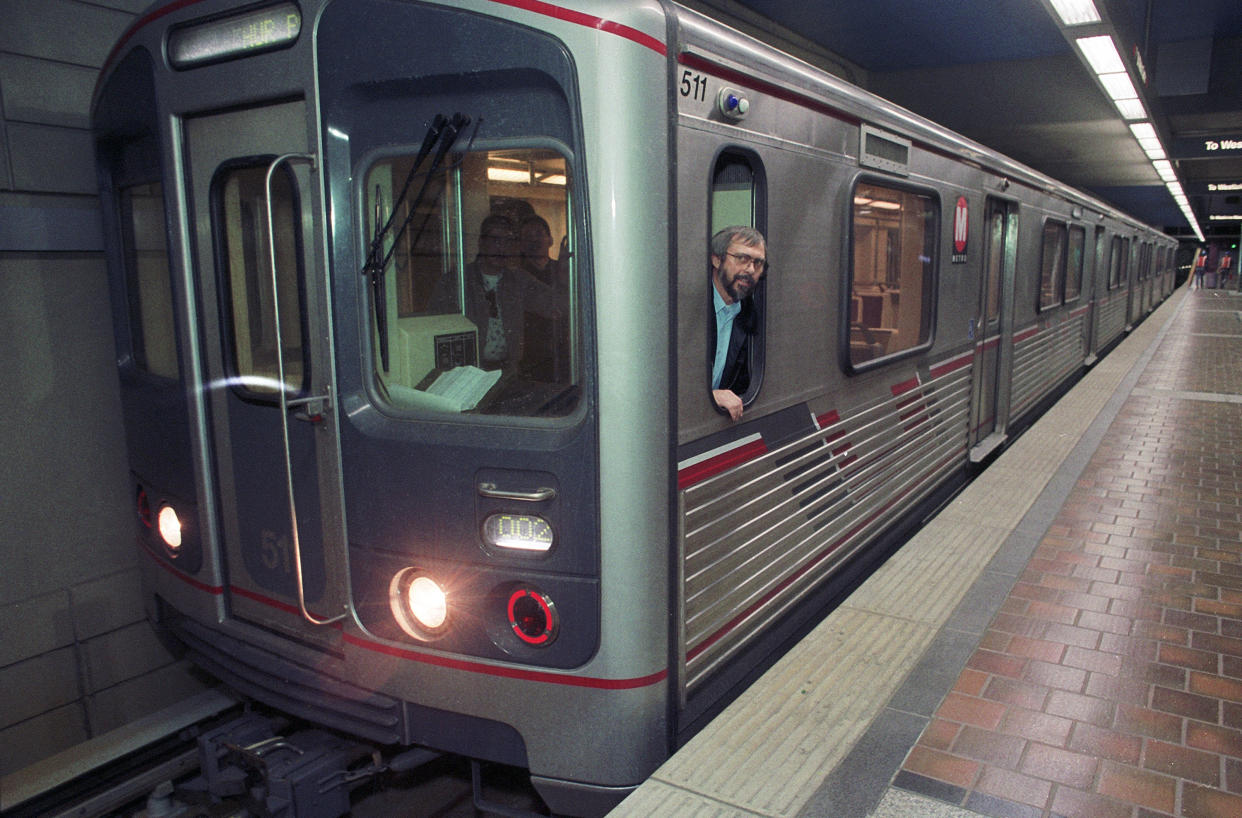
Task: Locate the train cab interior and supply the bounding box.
[361,146,578,417]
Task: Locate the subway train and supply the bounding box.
[91,1,1177,815]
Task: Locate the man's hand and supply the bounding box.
[713,389,744,421]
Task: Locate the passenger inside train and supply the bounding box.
[362,147,577,416]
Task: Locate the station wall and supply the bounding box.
[0,0,213,777]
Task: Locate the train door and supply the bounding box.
[1085,225,1104,363]
[184,100,349,643]
[969,198,1017,462]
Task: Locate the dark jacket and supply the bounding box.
[717,295,757,395]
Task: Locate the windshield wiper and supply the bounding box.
[363,113,471,371]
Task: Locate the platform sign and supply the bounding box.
[952,196,968,263]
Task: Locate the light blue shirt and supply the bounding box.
[712,286,741,389]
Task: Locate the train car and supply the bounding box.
[91,1,1176,815]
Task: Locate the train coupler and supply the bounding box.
[181,711,376,818]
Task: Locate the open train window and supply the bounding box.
[708,150,767,412]
[845,179,936,370]
[361,145,578,418]
[211,160,308,398]
[119,181,178,379]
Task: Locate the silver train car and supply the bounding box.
[91,0,1176,814]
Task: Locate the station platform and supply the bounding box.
[613,282,1242,818]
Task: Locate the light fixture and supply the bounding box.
[1075,35,1126,74]
[488,167,532,184]
[389,568,449,639]
[158,504,183,552]
[1152,160,1177,182]
[1048,0,1101,26]
[1113,98,1147,120]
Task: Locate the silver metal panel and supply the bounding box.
[681,362,971,693]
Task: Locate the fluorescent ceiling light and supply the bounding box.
[1114,98,1147,120]
[1129,122,1157,141]
[487,167,531,184]
[1048,0,1101,25]
[1076,35,1126,74]
[1098,72,1138,101]
[1152,160,1177,181]
[1143,144,1166,160]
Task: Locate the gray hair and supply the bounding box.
[711,225,766,258]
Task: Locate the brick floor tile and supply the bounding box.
[1064,645,1124,676]
[1113,703,1183,743]
[967,649,1027,679]
[1085,671,1149,703]
[1181,782,1242,818]
[1223,655,1242,679]
[1190,670,1242,703]
[1158,642,1220,673]
[1185,720,1242,757]
[1224,702,1242,730]
[917,717,961,751]
[1068,722,1142,765]
[1044,689,1114,727]
[973,766,1053,809]
[998,707,1074,747]
[1018,742,1097,788]
[1143,739,1221,786]
[1226,758,1242,795]
[1024,659,1087,693]
[1151,685,1221,723]
[984,676,1049,711]
[938,691,1008,730]
[1042,622,1104,651]
[1097,761,1176,814]
[1006,634,1066,663]
[1049,786,1133,818]
[953,667,990,697]
[1024,600,1080,625]
[951,725,1026,768]
[903,745,979,790]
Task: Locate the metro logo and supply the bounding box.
[952,195,969,259]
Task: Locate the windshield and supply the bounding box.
[363,145,578,417]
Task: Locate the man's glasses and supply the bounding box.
[726,251,766,272]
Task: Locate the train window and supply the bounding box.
[120,182,178,379]
[708,150,767,410]
[1065,225,1085,302]
[212,162,307,397]
[847,181,935,368]
[1039,220,1067,310]
[362,146,578,417]
[1117,234,1127,289]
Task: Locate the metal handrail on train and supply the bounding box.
[264,152,346,627]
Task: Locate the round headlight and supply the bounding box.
[157,504,182,552]
[389,568,448,639]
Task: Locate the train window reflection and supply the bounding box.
[1039,220,1067,310]
[213,163,307,397]
[1066,225,1085,302]
[120,182,178,378]
[363,147,578,417]
[848,182,935,367]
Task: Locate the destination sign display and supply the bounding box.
[169,2,301,69]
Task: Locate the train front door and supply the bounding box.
[970,198,1017,462]
[184,101,350,642]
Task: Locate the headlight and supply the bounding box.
[389,568,448,639]
[157,504,183,553]
[482,513,553,553]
